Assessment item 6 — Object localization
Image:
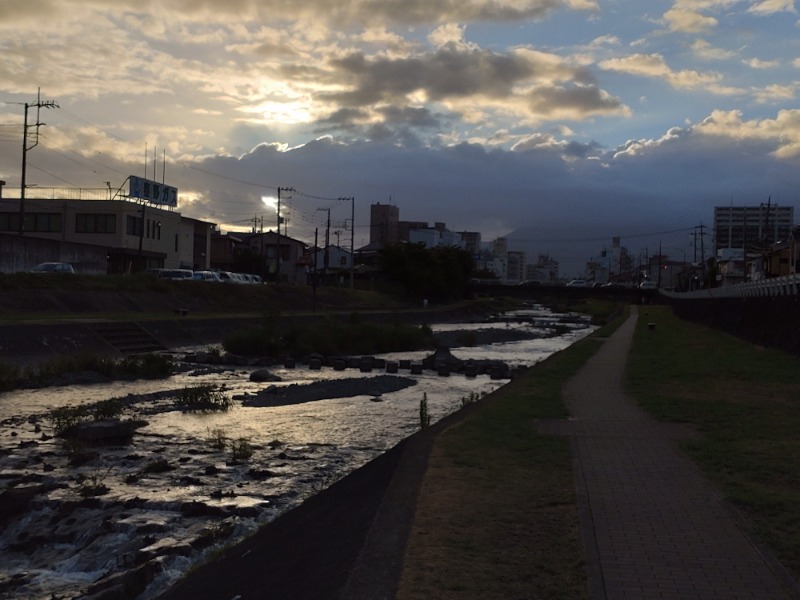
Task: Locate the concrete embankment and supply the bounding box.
[0,303,497,367]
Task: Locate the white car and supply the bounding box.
[566,279,588,288]
[192,270,222,282]
[639,280,658,290]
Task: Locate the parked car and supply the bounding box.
[30,262,75,274]
[566,279,588,288]
[639,280,658,290]
[217,271,241,284]
[159,269,193,281]
[192,270,222,282]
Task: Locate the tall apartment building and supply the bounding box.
[458,231,482,258]
[369,203,399,246]
[714,203,794,251]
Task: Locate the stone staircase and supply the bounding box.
[93,323,166,355]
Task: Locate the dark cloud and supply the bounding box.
[327,45,584,105]
[243,0,588,28]
[527,85,624,117]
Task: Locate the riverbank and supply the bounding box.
[160,303,800,600]
[0,302,599,599]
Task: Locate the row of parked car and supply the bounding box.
[147,269,265,284]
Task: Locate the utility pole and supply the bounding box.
[276,187,294,282]
[317,207,331,285]
[137,204,146,269]
[338,197,355,289]
[658,241,662,288]
[19,89,59,235]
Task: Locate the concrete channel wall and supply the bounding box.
[0,305,490,367]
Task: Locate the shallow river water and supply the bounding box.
[0,305,593,600]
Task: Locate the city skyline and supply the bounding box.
[1,0,798,271]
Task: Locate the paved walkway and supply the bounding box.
[564,306,799,600]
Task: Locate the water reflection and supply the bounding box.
[0,306,593,600]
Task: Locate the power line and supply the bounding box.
[508,226,695,245]
[57,107,127,143]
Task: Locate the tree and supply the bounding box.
[378,243,474,301]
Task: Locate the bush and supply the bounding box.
[118,353,174,379]
[223,317,435,357]
[49,405,89,435]
[93,398,124,421]
[175,385,233,411]
[230,438,254,462]
[207,427,228,451]
[0,361,20,391]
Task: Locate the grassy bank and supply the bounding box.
[397,302,800,597]
[626,305,800,581]
[396,305,626,599]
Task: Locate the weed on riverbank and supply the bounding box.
[626,305,800,581]
[0,352,173,391]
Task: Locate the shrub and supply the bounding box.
[118,353,174,379]
[76,469,111,497]
[0,361,20,391]
[230,438,254,462]
[49,405,89,435]
[176,385,233,411]
[208,427,228,451]
[223,317,435,357]
[93,398,124,421]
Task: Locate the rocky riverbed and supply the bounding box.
[0,306,594,600]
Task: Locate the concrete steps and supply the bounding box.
[93,323,166,355]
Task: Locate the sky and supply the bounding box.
[1,0,799,275]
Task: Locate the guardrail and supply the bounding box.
[661,274,800,299]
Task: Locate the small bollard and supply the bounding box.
[648,322,656,331]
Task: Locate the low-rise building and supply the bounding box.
[0,188,212,273]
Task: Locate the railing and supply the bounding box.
[661,274,800,299]
[1,187,122,200]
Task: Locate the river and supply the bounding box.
[0,304,593,600]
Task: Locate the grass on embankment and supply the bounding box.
[396,304,626,600]
[626,305,800,581]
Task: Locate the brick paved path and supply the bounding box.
[564,306,798,600]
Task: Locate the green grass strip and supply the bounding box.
[397,306,626,599]
[626,305,800,580]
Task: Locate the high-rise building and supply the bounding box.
[369,203,400,246]
[714,203,794,251]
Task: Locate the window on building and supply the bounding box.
[0,213,17,232]
[76,213,116,234]
[33,213,62,233]
[0,212,62,233]
[126,214,143,237]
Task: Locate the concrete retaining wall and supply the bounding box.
[0,233,107,274]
